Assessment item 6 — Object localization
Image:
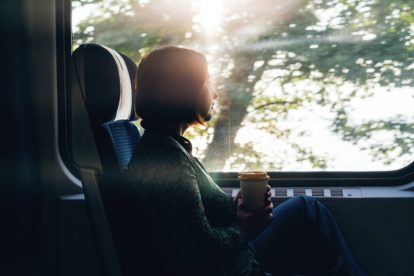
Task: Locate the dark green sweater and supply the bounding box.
[127,129,262,275]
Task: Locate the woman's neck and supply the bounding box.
[174,123,190,136]
[142,120,189,136]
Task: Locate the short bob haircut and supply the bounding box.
[135,46,208,128]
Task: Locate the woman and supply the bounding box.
[127,46,365,276]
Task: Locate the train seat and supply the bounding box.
[72,43,140,172]
[71,43,141,276]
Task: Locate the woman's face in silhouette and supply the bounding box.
[196,78,217,122]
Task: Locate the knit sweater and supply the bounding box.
[127,129,263,275]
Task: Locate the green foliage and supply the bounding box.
[72,0,414,171]
[333,114,414,165]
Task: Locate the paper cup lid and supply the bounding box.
[238,171,269,181]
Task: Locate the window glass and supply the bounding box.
[72,0,414,172]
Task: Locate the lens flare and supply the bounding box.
[199,0,222,35]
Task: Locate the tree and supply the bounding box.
[73,0,414,171]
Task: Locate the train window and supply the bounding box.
[71,0,414,174]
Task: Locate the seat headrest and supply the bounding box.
[72,43,138,125]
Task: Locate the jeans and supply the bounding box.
[249,196,366,276]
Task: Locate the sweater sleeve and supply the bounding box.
[140,142,247,271]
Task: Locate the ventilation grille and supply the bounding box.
[293,188,306,196]
[285,188,346,197]
[330,188,344,197]
[312,187,325,197]
[274,188,287,197]
[225,187,360,198]
[226,187,361,198]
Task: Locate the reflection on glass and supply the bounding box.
[72,0,414,172]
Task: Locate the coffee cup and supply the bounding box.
[238,171,269,212]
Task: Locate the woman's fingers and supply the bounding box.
[264,204,273,213]
[237,198,251,213]
[264,186,271,198]
[255,203,273,216]
[264,188,272,205]
[262,202,274,214]
[235,190,242,203]
[267,213,274,224]
[268,202,274,209]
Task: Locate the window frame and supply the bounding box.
[210,164,414,187]
[57,0,81,179]
[58,0,414,188]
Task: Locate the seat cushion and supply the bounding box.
[102,120,140,169]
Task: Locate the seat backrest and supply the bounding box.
[71,43,144,276]
[72,43,140,172]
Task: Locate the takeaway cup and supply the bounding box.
[238,171,269,212]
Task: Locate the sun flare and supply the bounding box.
[199,0,222,35]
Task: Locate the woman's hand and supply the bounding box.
[234,185,273,209]
[236,185,273,240]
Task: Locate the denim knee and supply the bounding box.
[299,195,318,204]
[270,196,316,227]
[292,196,321,225]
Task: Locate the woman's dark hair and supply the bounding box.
[135,46,208,128]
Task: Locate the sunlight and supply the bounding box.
[72,0,414,172]
[198,0,222,35]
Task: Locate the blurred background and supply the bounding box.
[72,0,414,172]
